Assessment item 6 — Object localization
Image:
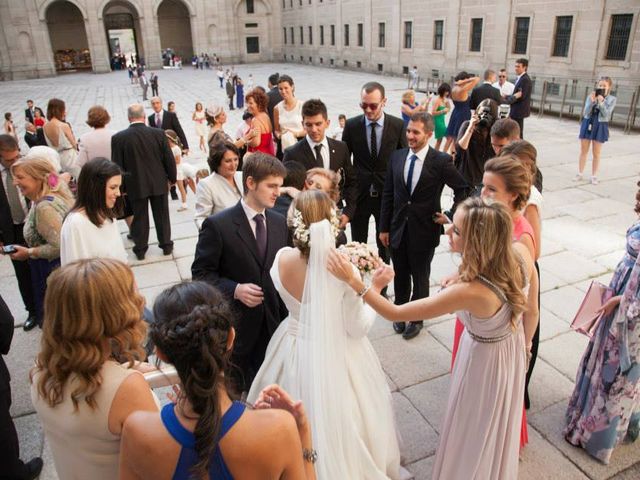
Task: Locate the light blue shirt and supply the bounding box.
[403,144,429,194]
[365,112,385,156]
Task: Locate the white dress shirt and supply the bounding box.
[241,198,266,238]
[403,144,429,194]
[305,135,330,169]
[492,80,515,97]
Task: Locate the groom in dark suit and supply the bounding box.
[380,112,470,339]
[283,98,357,227]
[192,153,289,392]
[506,58,532,138]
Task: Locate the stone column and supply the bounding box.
[85,3,111,73]
[141,1,162,69]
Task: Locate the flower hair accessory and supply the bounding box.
[47,173,59,188]
[292,207,341,247]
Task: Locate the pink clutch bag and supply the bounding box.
[570,281,614,337]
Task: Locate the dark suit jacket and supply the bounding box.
[507,73,532,119]
[25,108,34,124]
[342,113,407,200]
[282,137,358,219]
[24,130,46,148]
[0,170,29,245]
[0,294,14,392]
[267,87,283,127]
[111,123,177,200]
[470,83,503,110]
[380,147,470,250]
[191,202,288,357]
[147,110,189,149]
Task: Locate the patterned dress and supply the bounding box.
[564,221,640,464]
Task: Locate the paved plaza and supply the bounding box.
[0,64,639,479]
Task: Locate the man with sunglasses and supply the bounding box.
[492,68,515,98]
[342,81,407,268]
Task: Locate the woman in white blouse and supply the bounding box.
[194,142,243,229]
[273,75,305,150]
[60,157,128,265]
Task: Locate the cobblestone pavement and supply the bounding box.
[1,64,639,479]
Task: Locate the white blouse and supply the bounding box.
[60,211,128,265]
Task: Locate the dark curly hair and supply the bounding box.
[245,89,269,112]
[150,281,236,478]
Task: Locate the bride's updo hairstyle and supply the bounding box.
[289,189,335,259]
[150,281,236,478]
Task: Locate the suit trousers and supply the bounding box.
[350,194,389,264]
[525,261,541,409]
[9,224,35,317]
[130,194,173,255]
[230,318,271,394]
[151,86,158,97]
[0,384,29,480]
[391,227,436,326]
[512,117,524,138]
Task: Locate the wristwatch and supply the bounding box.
[302,448,318,464]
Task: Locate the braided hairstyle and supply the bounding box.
[150,281,236,478]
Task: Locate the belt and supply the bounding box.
[467,330,513,343]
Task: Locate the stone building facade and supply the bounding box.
[1,0,638,87]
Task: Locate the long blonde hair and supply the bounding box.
[31,259,147,410]
[11,156,73,203]
[458,197,528,327]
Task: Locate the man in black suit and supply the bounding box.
[380,112,470,340]
[283,98,357,228]
[192,153,288,392]
[342,81,407,264]
[470,69,503,110]
[150,72,159,97]
[112,104,177,260]
[149,96,188,200]
[0,135,36,331]
[506,58,532,138]
[24,100,34,124]
[1,294,43,479]
[23,123,46,149]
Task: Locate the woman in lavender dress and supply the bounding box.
[564,181,640,464]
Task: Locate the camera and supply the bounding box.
[498,104,510,119]
[477,109,494,127]
[595,88,605,97]
[1,245,17,254]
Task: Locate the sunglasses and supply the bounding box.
[499,75,506,78]
[360,103,380,111]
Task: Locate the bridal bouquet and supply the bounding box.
[337,242,383,279]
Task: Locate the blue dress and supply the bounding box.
[579,110,609,143]
[445,99,471,139]
[162,401,246,479]
[564,221,640,464]
[236,84,244,109]
[401,101,418,126]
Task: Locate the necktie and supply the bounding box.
[370,122,378,162]
[406,154,418,194]
[314,144,323,167]
[5,169,25,224]
[254,214,267,261]
[156,113,161,128]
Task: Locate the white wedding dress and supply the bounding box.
[248,221,401,479]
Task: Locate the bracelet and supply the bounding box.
[302,448,318,464]
[27,247,34,258]
[357,285,370,297]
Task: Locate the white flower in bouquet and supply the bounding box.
[337,242,383,280]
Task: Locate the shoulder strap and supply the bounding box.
[477,275,508,304]
[219,401,245,438]
[161,403,195,448]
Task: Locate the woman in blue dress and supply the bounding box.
[235,77,245,109]
[443,72,480,154]
[564,182,640,464]
[119,281,317,480]
[575,77,617,185]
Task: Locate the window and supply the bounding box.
[552,16,573,57]
[300,26,304,45]
[282,0,285,9]
[320,57,323,64]
[330,58,334,65]
[344,24,349,46]
[433,20,443,50]
[377,63,383,72]
[470,18,482,52]
[402,66,409,74]
[357,23,363,46]
[246,0,254,14]
[309,26,313,45]
[357,61,362,68]
[245,23,258,28]
[246,37,259,54]
[283,27,287,44]
[606,14,633,60]
[320,25,324,45]
[404,21,412,49]
[290,27,294,45]
[331,25,335,45]
[344,60,348,66]
[378,22,385,48]
[513,17,529,54]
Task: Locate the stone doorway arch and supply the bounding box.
[45,0,92,72]
[101,0,145,68]
[156,0,194,66]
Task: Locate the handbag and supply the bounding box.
[570,281,614,337]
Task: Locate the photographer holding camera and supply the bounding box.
[575,76,617,185]
[455,99,499,190]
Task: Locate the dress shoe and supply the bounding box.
[162,247,173,256]
[402,322,423,340]
[135,251,146,261]
[24,457,43,480]
[392,322,406,334]
[23,315,38,332]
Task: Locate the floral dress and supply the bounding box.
[564,220,640,464]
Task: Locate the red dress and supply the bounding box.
[34,117,45,128]
[248,132,276,156]
[450,214,535,448]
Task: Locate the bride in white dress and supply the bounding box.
[248,190,400,479]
